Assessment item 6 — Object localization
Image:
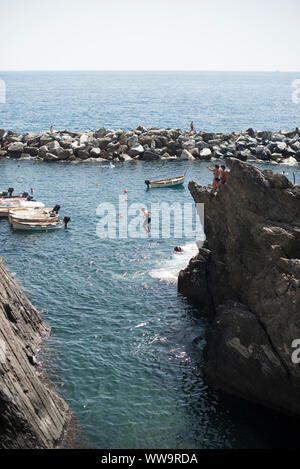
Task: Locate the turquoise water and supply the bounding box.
[1,158,300,449]
[0,71,300,133]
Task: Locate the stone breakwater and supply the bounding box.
[0,126,300,165]
[178,158,300,417]
[0,258,71,448]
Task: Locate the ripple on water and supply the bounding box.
[1,159,300,449]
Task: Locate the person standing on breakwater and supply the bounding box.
[207,164,221,193]
[190,121,194,132]
[50,124,54,133]
[142,208,151,233]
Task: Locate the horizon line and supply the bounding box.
[0,69,300,73]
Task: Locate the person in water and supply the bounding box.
[206,164,220,193]
[142,208,151,233]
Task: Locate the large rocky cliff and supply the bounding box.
[0,257,70,448]
[179,158,300,416]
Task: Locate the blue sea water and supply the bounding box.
[0,156,300,449]
[0,71,300,133]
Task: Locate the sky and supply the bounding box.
[0,0,299,71]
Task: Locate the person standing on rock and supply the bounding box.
[50,125,54,133]
[190,121,194,132]
[207,164,221,193]
[220,165,229,185]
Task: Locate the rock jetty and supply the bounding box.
[0,127,299,165]
[178,158,300,417]
[0,258,70,448]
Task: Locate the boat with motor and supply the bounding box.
[11,216,71,231]
[0,197,45,218]
[0,187,29,199]
[8,205,60,224]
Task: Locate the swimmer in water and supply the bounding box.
[142,208,151,233]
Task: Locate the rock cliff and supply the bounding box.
[178,158,300,416]
[0,258,70,448]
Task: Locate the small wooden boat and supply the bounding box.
[11,219,64,231]
[8,207,58,225]
[145,175,185,189]
[0,200,45,218]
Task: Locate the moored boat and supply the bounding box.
[11,219,64,231]
[145,175,185,188]
[8,205,60,224]
[0,200,45,218]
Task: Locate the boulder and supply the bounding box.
[93,127,108,139]
[139,151,161,161]
[127,135,139,147]
[178,149,195,160]
[47,140,62,155]
[119,153,133,162]
[90,147,101,157]
[7,142,24,153]
[128,144,144,157]
[256,145,271,161]
[7,142,24,157]
[199,148,212,160]
[39,134,54,145]
[44,153,58,162]
[38,145,49,157]
[24,147,39,157]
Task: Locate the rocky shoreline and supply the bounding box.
[0,258,71,448]
[178,158,300,417]
[0,127,300,165]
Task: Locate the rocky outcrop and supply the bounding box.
[0,258,70,448]
[178,158,300,416]
[0,127,299,165]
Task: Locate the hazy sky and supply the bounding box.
[0,0,299,71]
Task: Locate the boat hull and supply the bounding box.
[149,180,185,188]
[146,176,185,188]
[11,220,63,231]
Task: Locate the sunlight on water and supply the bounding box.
[0,158,299,449]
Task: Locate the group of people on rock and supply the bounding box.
[207,164,229,193]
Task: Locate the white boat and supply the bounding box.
[0,200,45,218]
[145,175,185,188]
[11,219,64,231]
[8,207,58,225]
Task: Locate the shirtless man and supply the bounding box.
[220,165,229,185]
[142,208,151,233]
[206,164,220,193]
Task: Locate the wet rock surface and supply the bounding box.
[0,258,71,448]
[178,158,300,416]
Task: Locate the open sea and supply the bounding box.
[0,72,300,448]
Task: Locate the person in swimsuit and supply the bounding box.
[142,208,151,233]
[220,165,229,185]
[207,164,220,193]
[190,121,194,132]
